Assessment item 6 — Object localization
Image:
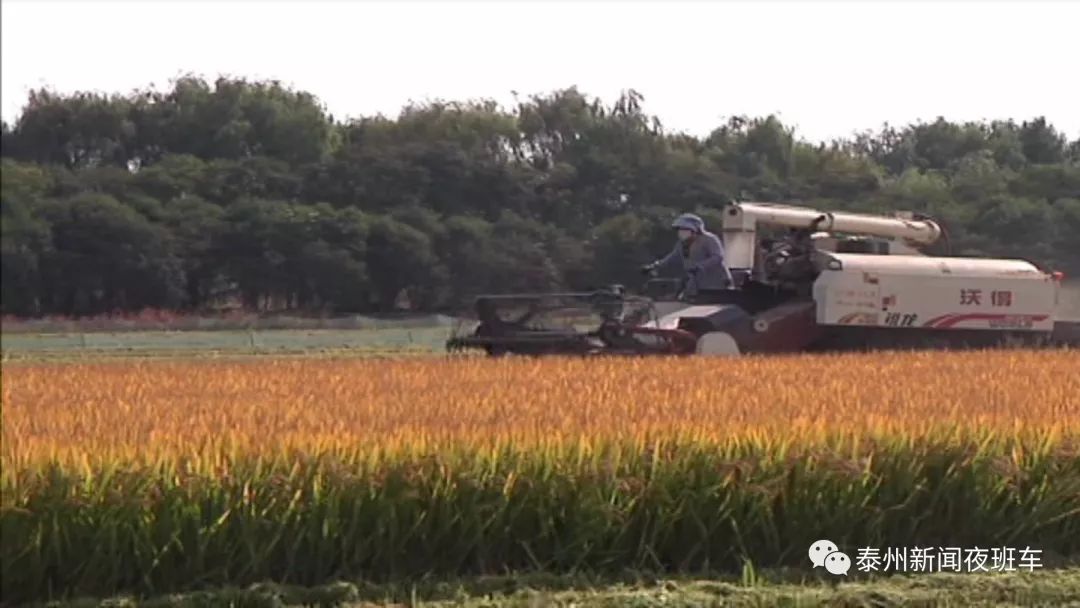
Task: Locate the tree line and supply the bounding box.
[2,76,1078,317]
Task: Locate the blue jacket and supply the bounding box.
[655,230,734,291]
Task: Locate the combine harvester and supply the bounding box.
[447,201,1080,356]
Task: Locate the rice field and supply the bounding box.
[2,349,1080,604]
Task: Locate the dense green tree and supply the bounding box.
[1,77,1076,316]
[364,215,440,311]
[35,193,185,314]
[1,160,54,314]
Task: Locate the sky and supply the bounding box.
[2,0,1078,144]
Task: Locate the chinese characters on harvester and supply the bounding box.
[810,540,1043,575]
[960,288,1013,307]
[956,286,1039,329]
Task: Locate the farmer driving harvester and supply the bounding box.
[641,212,734,300]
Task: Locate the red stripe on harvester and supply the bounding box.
[921,314,955,328]
[925,313,1049,329]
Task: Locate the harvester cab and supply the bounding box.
[446,201,1079,357]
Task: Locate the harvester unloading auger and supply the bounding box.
[446,201,1080,356]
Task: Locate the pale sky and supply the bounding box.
[2,0,1078,143]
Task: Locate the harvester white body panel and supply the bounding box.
[813,253,1058,332]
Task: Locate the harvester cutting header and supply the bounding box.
[447,201,1077,356]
